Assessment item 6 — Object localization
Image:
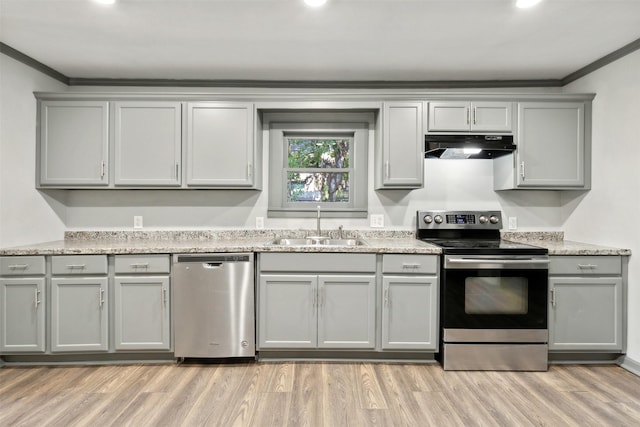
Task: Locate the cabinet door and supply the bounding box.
[549,277,622,351]
[39,100,109,186]
[0,278,45,353]
[517,102,585,187]
[114,276,170,350]
[427,101,470,131]
[186,102,255,187]
[382,276,438,350]
[380,102,423,188]
[471,102,512,132]
[51,277,108,352]
[317,275,376,349]
[114,102,182,186]
[258,274,317,349]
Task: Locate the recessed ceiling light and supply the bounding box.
[305,0,327,7]
[94,0,116,5]
[516,0,542,8]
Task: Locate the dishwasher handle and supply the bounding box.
[203,262,224,269]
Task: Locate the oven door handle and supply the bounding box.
[445,257,549,269]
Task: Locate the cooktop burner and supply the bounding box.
[416,210,548,256]
[423,238,547,255]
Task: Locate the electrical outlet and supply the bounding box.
[255,217,264,229]
[508,217,517,230]
[134,216,143,229]
[370,214,384,228]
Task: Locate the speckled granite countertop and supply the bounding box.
[0,230,631,256]
[0,230,440,256]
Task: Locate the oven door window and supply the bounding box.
[442,269,547,329]
[465,277,528,315]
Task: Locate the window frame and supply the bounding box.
[268,121,369,218]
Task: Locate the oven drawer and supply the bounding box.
[549,256,621,276]
[382,255,438,274]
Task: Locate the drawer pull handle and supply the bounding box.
[34,289,41,307]
[66,264,86,269]
[402,263,421,269]
[130,263,150,269]
[578,264,598,269]
[9,264,29,270]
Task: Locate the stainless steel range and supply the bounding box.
[417,210,549,371]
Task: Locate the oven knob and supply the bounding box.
[479,215,488,224]
[423,215,433,224]
[489,215,499,224]
[434,215,443,224]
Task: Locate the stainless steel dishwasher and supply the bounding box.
[172,253,255,358]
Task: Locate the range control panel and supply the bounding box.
[417,210,502,230]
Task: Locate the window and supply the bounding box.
[267,118,370,218]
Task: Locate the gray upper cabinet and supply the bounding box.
[114,101,182,187]
[427,101,512,132]
[515,102,585,188]
[186,102,256,187]
[377,101,424,189]
[493,100,590,190]
[39,100,109,186]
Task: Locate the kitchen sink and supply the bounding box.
[266,237,367,247]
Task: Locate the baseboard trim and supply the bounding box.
[618,355,640,377]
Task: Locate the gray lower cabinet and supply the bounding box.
[114,277,170,350]
[258,253,377,350]
[0,256,47,353]
[51,277,109,352]
[39,100,110,187]
[114,101,182,187]
[377,101,423,189]
[549,256,623,351]
[259,273,376,349]
[50,255,109,352]
[0,278,46,353]
[381,254,439,351]
[186,102,256,187]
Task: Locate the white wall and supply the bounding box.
[0,54,68,247]
[562,49,640,363]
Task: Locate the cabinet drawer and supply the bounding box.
[52,255,108,275]
[260,253,376,273]
[383,255,438,274]
[549,256,621,276]
[115,255,170,274]
[0,256,46,276]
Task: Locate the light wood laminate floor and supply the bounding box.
[1,361,640,426]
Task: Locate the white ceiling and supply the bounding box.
[1,0,640,83]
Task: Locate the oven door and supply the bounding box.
[441,255,549,330]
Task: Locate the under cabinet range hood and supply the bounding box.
[425,134,516,159]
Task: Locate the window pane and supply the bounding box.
[287,138,350,168]
[287,172,350,202]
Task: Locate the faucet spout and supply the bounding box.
[316,205,321,237]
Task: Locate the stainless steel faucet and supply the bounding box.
[316,205,321,237]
